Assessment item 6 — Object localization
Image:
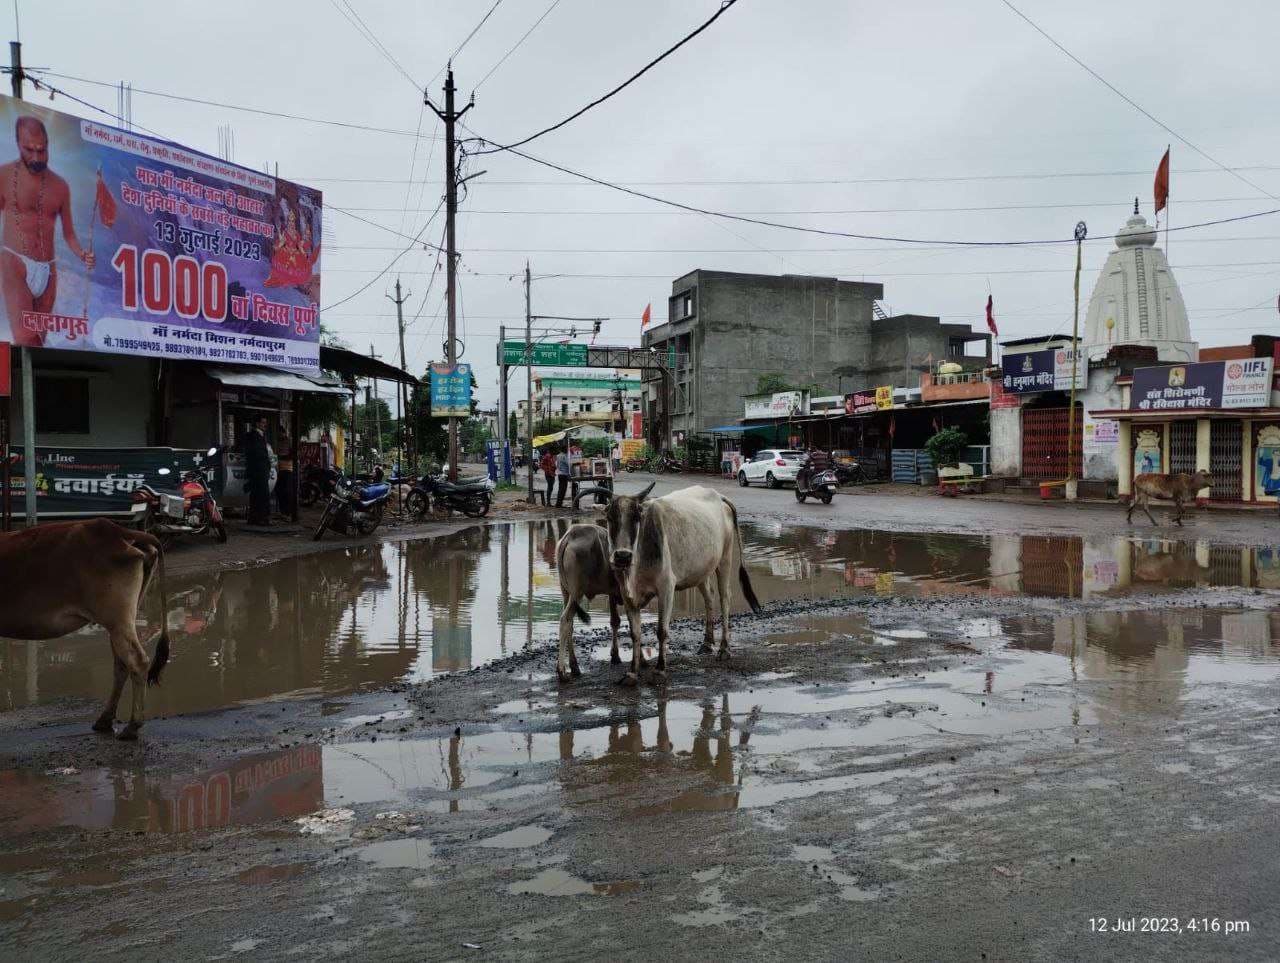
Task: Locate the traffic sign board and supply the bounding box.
[501,341,588,367]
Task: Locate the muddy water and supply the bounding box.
[2,520,1279,716]
[3,607,1278,839]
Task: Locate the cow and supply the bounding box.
[603,483,762,685]
[1127,470,1212,526]
[555,522,640,682]
[0,519,172,740]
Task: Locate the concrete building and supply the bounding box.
[640,269,990,441]
[512,370,642,441]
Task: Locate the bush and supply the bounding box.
[579,437,612,458]
[924,427,968,468]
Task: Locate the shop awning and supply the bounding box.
[206,366,351,395]
[319,345,419,385]
[704,424,746,434]
[532,425,593,448]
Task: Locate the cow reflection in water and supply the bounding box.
[558,695,760,813]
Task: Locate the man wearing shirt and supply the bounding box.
[555,448,571,507]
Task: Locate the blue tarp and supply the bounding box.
[704,425,746,434]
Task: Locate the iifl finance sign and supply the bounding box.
[0,94,321,371]
[1131,358,1273,411]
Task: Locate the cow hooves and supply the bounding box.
[570,664,582,678]
[698,643,714,655]
[610,651,621,665]
[116,723,141,742]
[91,715,115,734]
[716,648,731,661]
[649,669,668,685]
[620,672,639,687]
[557,669,572,684]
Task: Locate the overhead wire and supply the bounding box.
[471,0,739,156]
[322,197,446,311]
[328,0,421,92]
[474,0,563,89]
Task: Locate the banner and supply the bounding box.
[744,390,807,419]
[844,390,877,415]
[0,94,321,371]
[1001,347,1087,393]
[430,362,472,417]
[4,445,222,516]
[1131,358,1273,411]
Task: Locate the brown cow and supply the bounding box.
[1127,470,1212,526]
[0,519,171,740]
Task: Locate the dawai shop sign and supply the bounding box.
[1001,347,1087,393]
[1131,358,1274,411]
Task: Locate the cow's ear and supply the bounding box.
[636,482,656,501]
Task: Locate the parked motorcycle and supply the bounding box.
[131,447,228,545]
[795,465,838,504]
[298,465,341,508]
[405,473,493,519]
[313,474,391,540]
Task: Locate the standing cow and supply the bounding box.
[603,484,761,685]
[0,519,171,740]
[555,521,639,682]
[1127,469,1212,526]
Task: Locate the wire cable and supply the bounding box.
[472,0,739,155]
[475,0,563,90]
[323,198,446,311]
[328,0,421,91]
[451,0,505,64]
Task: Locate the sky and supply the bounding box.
[16,0,1280,411]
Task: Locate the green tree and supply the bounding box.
[755,373,793,394]
[458,417,492,456]
[924,427,968,468]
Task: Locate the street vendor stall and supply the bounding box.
[531,425,614,506]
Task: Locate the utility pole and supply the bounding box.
[386,278,411,474]
[524,262,533,502]
[9,41,35,528]
[426,68,473,483]
[1066,220,1087,500]
[369,344,383,470]
[497,322,508,479]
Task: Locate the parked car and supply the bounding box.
[737,449,804,488]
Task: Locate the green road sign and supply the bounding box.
[501,341,588,367]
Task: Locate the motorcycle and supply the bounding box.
[795,464,838,505]
[298,465,341,508]
[405,473,494,519]
[131,447,228,545]
[313,474,391,540]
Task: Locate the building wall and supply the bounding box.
[990,406,1022,476]
[7,352,153,448]
[869,316,990,390]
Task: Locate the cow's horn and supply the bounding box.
[637,481,656,501]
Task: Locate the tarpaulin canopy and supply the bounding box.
[205,366,350,395]
[532,425,593,448]
[703,424,745,434]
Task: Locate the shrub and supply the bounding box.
[924,427,968,468]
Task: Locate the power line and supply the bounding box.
[451,0,505,63]
[328,0,421,91]
[998,0,1279,202]
[475,0,563,89]
[472,0,740,156]
[322,198,446,311]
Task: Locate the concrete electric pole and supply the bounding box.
[385,277,411,473]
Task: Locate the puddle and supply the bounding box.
[507,867,638,897]
[473,824,554,849]
[5,521,1277,720]
[356,837,436,870]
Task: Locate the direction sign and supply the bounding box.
[501,341,588,367]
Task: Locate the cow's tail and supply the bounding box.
[723,498,762,615]
[126,528,171,686]
[572,601,591,624]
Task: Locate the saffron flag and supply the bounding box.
[95,172,117,228]
[641,303,651,329]
[985,294,998,336]
[1154,148,1170,216]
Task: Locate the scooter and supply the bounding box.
[795,464,838,505]
[131,447,228,545]
[405,472,494,519]
[313,474,391,540]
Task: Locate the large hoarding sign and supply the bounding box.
[500,341,587,366]
[1001,347,1087,393]
[0,94,321,371]
[4,446,222,516]
[744,390,807,419]
[430,362,472,417]
[1131,358,1273,411]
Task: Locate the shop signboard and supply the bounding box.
[875,385,893,409]
[0,94,321,371]
[1001,347,1087,393]
[842,385,892,415]
[429,362,472,417]
[4,446,222,516]
[500,341,588,366]
[744,390,807,420]
[1131,358,1274,411]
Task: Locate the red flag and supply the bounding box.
[95,172,117,228]
[640,303,652,328]
[1154,148,1170,216]
[985,294,998,336]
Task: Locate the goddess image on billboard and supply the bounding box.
[0,94,321,371]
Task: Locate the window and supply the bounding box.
[35,377,90,434]
[669,289,696,321]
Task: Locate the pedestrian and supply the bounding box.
[275,426,295,518]
[555,446,571,507]
[244,415,272,526]
[540,447,556,503]
[611,441,621,472]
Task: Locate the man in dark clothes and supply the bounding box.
[540,448,556,503]
[244,415,273,526]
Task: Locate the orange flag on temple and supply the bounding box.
[1154,148,1170,216]
[641,303,652,329]
[95,172,117,228]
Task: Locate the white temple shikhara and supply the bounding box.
[1081,200,1197,363]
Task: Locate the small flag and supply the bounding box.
[95,172,117,228]
[986,294,998,336]
[641,303,652,329]
[1154,148,1170,216]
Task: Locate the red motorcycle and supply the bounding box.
[132,448,228,546]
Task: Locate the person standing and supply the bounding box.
[244,415,272,526]
[540,448,556,503]
[274,426,295,518]
[555,447,571,508]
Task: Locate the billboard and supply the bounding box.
[0,94,321,371]
[1001,347,1087,393]
[1131,358,1273,411]
[744,390,807,419]
[430,362,472,417]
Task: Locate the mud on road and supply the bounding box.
[3,487,1280,961]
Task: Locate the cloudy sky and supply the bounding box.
[20,0,1280,408]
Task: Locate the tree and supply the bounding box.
[755,373,793,395]
[355,397,396,457]
[458,417,492,456]
[924,427,968,468]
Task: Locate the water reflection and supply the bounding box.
[3,520,1279,716]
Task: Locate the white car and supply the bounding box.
[738,449,804,489]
